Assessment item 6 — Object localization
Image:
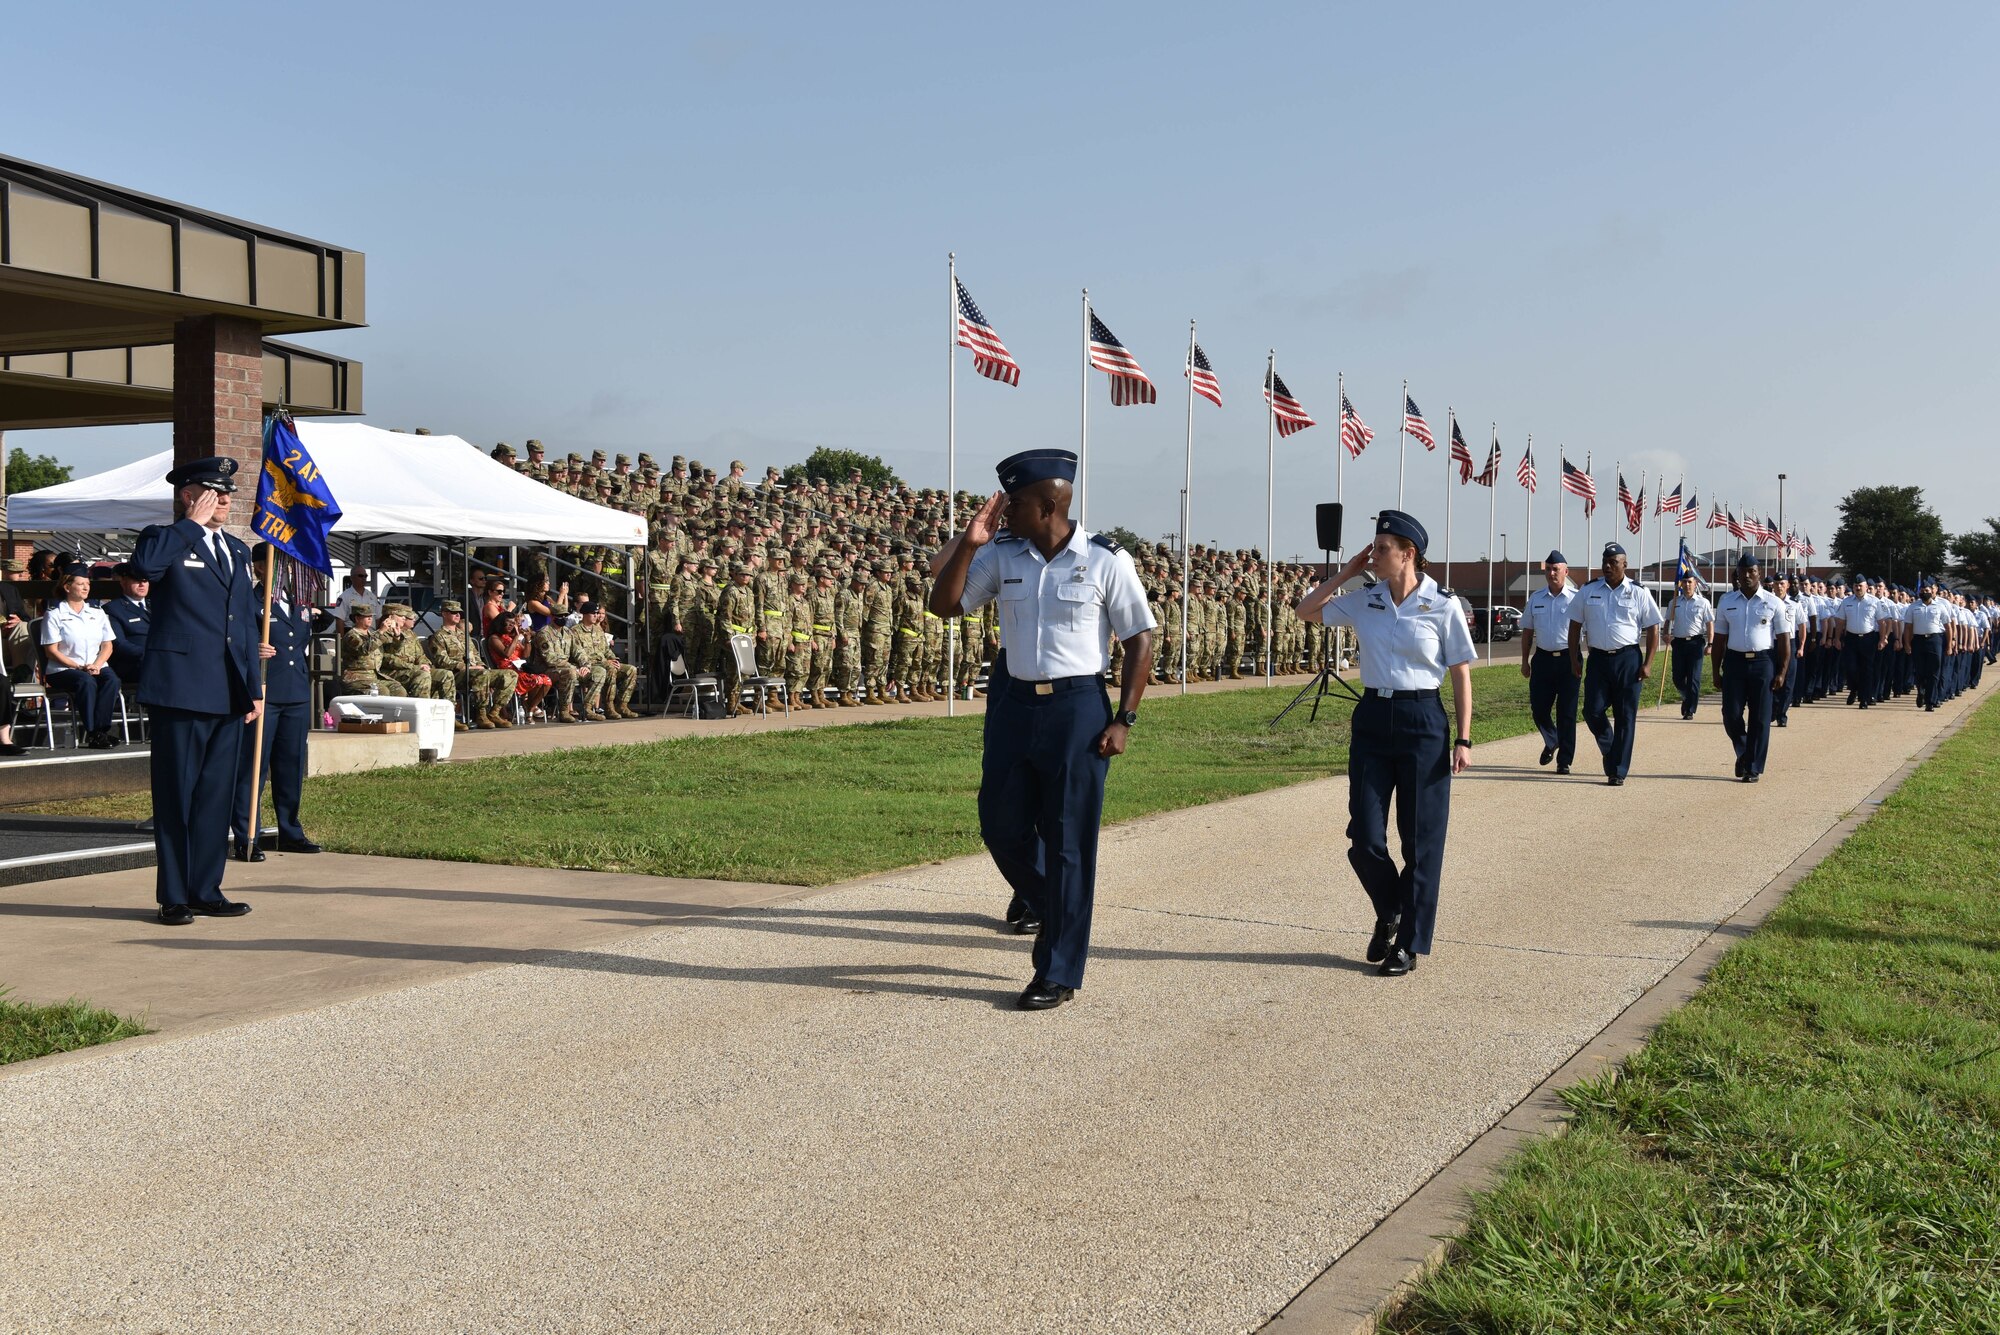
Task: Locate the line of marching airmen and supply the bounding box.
[1516,543,1996,786]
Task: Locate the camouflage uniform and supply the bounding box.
[804,574,838,707]
[378,604,452,703]
[892,578,929,701]
[427,607,516,728]
[576,617,638,718]
[715,568,761,714]
[339,615,395,694]
[863,564,896,702]
[834,574,867,705]
[532,621,585,721]
[784,577,814,703]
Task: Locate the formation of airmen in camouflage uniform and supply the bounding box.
[424,440,1352,718]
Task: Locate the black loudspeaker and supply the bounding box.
[1314,502,1343,552]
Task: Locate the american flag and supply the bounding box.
[1765,516,1781,545]
[1616,471,1635,523]
[1561,456,1597,516]
[1725,509,1747,541]
[1263,368,1316,437]
[1340,393,1375,458]
[1087,312,1156,406]
[1802,532,1816,557]
[1659,482,1682,514]
[1403,394,1435,451]
[1627,484,1646,535]
[1186,342,1221,407]
[1517,443,1537,492]
[1706,503,1727,530]
[1449,418,1474,482]
[1475,436,1502,487]
[1677,491,1700,527]
[955,280,1020,386]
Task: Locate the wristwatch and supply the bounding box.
[1454,737,1473,749]
[1115,710,1140,728]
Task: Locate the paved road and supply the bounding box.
[2,681,1986,1333]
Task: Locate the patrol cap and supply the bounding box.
[996,448,1079,493]
[491,442,516,460]
[730,459,746,471]
[165,456,239,492]
[439,599,465,614]
[382,602,416,619]
[348,603,375,621]
[526,439,545,454]
[1373,509,1429,555]
[1545,549,1567,566]
[590,450,607,464]
[1602,541,1627,559]
[730,561,751,576]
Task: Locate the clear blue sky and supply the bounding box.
[11,0,1998,562]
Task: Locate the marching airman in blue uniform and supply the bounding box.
[1520,551,1579,773]
[130,457,263,925]
[1296,510,1476,976]
[930,449,1156,1011]
[1666,572,1715,720]
[1713,553,1792,782]
[1567,542,1663,786]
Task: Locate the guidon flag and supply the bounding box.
[253,413,342,575]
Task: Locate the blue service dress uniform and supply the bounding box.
[960,526,1154,991]
[1319,571,1476,956]
[1715,584,1791,780]
[1522,579,1579,767]
[104,595,151,686]
[131,516,262,910]
[1569,571,1664,782]
[232,593,318,850]
[1667,590,1715,718]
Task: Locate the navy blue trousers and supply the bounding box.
[1771,649,1794,725]
[1669,637,1706,716]
[1346,693,1451,954]
[47,665,123,732]
[1582,646,1644,780]
[149,705,245,908]
[1913,635,1943,707]
[978,675,1111,989]
[1721,651,1775,777]
[231,700,310,846]
[1528,651,1578,766]
[1843,638,1875,705]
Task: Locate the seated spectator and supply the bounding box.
[41,564,123,748]
[0,564,30,755]
[523,573,570,629]
[478,573,517,637]
[329,566,379,623]
[489,611,552,720]
[104,561,151,686]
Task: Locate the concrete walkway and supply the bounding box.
[1,680,1987,1334]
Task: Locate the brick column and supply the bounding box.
[173,315,264,535]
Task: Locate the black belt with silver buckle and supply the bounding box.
[1363,688,1440,700]
[1015,674,1102,698]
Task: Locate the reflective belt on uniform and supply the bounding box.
[765,609,785,618]
[792,631,811,643]
[899,628,920,638]
[812,623,832,632]
[725,623,750,634]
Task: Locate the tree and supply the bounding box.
[1099,524,1145,552]
[1949,517,2000,594]
[1829,485,1946,586]
[4,446,72,496]
[781,447,900,490]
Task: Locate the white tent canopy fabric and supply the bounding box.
[8,422,647,548]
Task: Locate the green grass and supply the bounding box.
[43,666,1538,885]
[1386,691,2000,1335]
[0,988,149,1066]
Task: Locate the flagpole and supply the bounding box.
[1079,288,1090,529]
[1181,319,1195,696]
[1486,425,1497,657]
[244,543,277,861]
[1558,448,1567,563]
[1397,377,1408,507]
[1585,451,1595,581]
[945,253,958,717]
[1448,407,1464,595]
[1522,433,1533,612]
[1265,350,1277,685]
[1336,371,1346,518]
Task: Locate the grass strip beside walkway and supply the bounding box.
[0,989,148,1066]
[1388,691,2000,1334]
[42,667,1538,885]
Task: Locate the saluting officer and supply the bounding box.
[1520,550,1579,773]
[1296,510,1475,976]
[1568,542,1663,786]
[130,457,263,924]
[930,449,1155,1011]
[231,543,326,861]
[1712,553,1792,782]
[1666,573,1714,720]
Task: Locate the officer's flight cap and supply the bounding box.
[165,456,238,492]
[1602,541,1626,558]
[1545,549,1567,566]
[996,449,1078,493]
[1735,551,1759,571]
[1374,509,1429,555]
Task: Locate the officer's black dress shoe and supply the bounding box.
[1539,746,1555,766]
[1556,764,1571,775]
[189,899,251,917]
[1366,916,1401,963]
[0,742,26,756]
[1379,946,1416,976]
[274,837,323,854]
[1003,896,1029,928]
[1016,916,1042,936]
[1017,980,1074,1010]
[1607,775,1625,786]
[1744,773,1760,783]
[1734,754,1749,779]
[158,904,195,926]
[232,842,265,863]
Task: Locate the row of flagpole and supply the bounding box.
[947,258,1818,696]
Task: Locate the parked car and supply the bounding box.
[1472,606,1520,643]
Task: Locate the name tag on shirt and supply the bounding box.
[183,555,206,568]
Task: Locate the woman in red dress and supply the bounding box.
[489,613,551,721]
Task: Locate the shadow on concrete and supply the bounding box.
[0,901,156,923]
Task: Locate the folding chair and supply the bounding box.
[727,633,788,717]
[0,625,51,749]
[661,653,719,719]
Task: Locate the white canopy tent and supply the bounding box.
[8,422,647,547]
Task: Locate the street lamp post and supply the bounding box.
[1777,472,1788,572]
[1497,532,1509,659]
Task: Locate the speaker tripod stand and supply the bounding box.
[1269,548,1364,727]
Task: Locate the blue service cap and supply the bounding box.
[1735,551,1759,571]
[1545,549,1567,566]
[1602,541,1626,558]
[996,449,1078,494]
[164,456,239,492]
[1374,508,1428,555]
